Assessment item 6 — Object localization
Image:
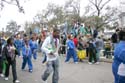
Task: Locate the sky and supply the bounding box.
[0,0,120,31]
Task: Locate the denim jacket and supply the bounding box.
[22,45,32,58]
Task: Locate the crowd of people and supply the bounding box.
[0,32,39,83]
[0,28,60,83]
[60,22,108,64]
[0,21,124,83]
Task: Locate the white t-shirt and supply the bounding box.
[41,35,60,61]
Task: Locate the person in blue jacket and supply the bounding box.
[21,38,33,73]
[112,30,125,83]
[29,34,38,60]
[14,34,22,56]
[1,37,7,47]
[65,34,78,64]
[21,34,28,48]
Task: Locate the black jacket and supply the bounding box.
[111,33,118,43]
[2,44,18,62]
[88,42,97,53]
[77,41,84,50]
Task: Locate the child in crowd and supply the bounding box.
[104,38,112,58]
[22,37,33,73]
[77,36,86,62]
[88,39,97,64]
[65,34,78,64]
[29,34,38,60]
[95,37,104,62]
[73,35,78,47]
[14,34,22,57]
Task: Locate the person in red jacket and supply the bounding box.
[73,35,78,47]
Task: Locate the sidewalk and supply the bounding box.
[100,56,113,63]
[60,54,113,63]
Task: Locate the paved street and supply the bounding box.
[0,53,114,83]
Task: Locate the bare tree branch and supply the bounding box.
[15,0,24,13]
[98,0,103,7]
[100,0,111,10]
[89,0,97,7]
[95,0,97,6]
[89,0,100,16]
[2,0,16,5]
[0,1,4,10]
[0,0,25,13]
[98,17,118,28]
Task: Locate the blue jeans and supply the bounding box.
[22,56,33,70]
[65,49,78,62]
[32,49,37,60]
[17,47,21,56]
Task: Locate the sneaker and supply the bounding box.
[75,62,78,64]
[65,61,69,64]
[42,62,47,66]
[4,77,9,81]
[88,62,92,65]
[15,80,20,83]
[95,62,99,64]
[0,74,4,77]
[29,70,33,73]
[42,80,47,83]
